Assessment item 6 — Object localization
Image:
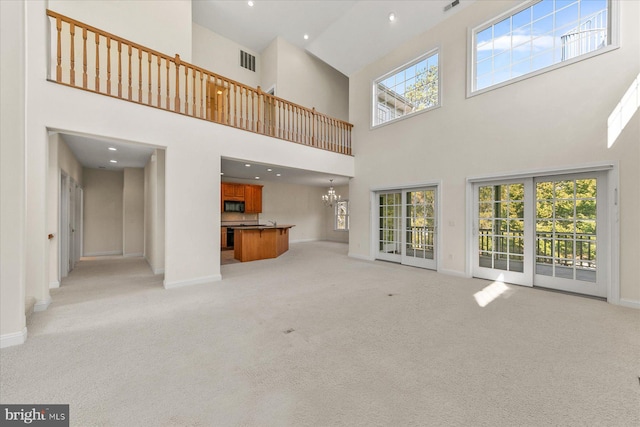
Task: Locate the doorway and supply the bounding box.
[60,172,83,279]
[376,186,438,270]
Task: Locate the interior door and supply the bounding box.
[402,188,437,269]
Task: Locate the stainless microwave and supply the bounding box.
[224,200,245,213]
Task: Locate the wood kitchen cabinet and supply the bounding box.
[244,184,263,213]
[220,227,228,248]
[222,183,245,201]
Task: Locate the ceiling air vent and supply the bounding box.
[444,0,460,12]
[240,50,256,72]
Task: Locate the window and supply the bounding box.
[373,50,439,127]
[335,200,349,231]
[471,0,614,93]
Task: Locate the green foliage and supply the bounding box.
[404,65,439,110]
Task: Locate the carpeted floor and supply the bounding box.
[1,241,639,426]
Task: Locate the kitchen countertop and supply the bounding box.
[226,224,295,230]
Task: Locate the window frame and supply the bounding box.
[371,47,441,129]
[334,200,350,232]
[467,0,619,98]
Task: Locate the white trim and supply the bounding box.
[348,252,374,262]
[83,251,122,257]
[619,299,640,309]
[123,252,144,258]
[290,238,320,244]
[0,327,28,348]
[49,281,60,289]
[438,268,469,278]
[34,297,52,312]
[467,162,614,183]
[152,268,165,275]
[163,274,222,289]
[467,0,620,98]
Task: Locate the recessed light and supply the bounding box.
[245,164,251,167]
[303,34,309,40]
[220,172,224,175]
[255,176,260,180]
[110,160,117,163]
[388,12,396,22]
[267,168,272,172]
[108,147,117,151]
[276,173,281,177]
[248,1,254,6]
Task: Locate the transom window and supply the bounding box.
[373,50,439,127]
[471,0,613,93]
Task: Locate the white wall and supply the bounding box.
[348,0,640,303]
[192,23,261,88]
[48,0,192,62]
[1,0,27,347]
[83,168,124,256]
[265,37,349,121]
[123,168,144,256]
[144,150,165,274]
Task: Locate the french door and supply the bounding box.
[472,172,607,298]
[377,187,437,270]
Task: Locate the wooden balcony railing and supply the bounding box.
[46,10,352,155]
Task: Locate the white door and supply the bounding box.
[376,187,438,270]
[60,174,70,278]
[472,172,608,298]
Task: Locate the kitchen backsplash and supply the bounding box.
[221,212,258,223]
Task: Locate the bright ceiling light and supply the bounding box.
[304,34,309,40]
[254,176,260,180]
[110,160,117,163]
[388,12,396,22]
[276,173,281,177]
[220,172,224,175]
[248,1,254,7]
[267,168,272,172]
[108,147,117,151]
[245,164,251,167]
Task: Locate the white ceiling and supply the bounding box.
[192,0,473,76]
[60,133,156,171]
[221,158,349,187]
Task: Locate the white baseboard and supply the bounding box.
[348,252,374,261]
[619,298,640,309]
[438,268,469,278]
[153,267,165,275]
[290,238,319,244]
[34,297,52,312]
[49,281,60,289]
[123,252,144,258]
[1,327,27,348]
[83,251,122,257]
[163,274,222,289]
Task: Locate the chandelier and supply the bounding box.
[322,179,341,207]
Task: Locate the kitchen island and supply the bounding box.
[230,225,295,262]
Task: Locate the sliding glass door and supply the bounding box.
[377,187,438,270]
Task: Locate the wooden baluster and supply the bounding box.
[244,87,249,129]
[199,71,204,118]
[173,53,180,112]
[192,68,196,117]
[106,37,111,95]
[55,17,62,82]
[233,83,238,127]
[94,33,100,91]
[174,54,180,112]
[226,82,231,125]
[256,87,262,133]
[70,23,75,85]
[157,56,161,107]
[117,41,122,97]
[127,45,132,100]
[212,76,218,122]
[165,58,170,110]
[82,28,87,88]
[251,90,256,131]
[184,65,189,114]
[147,52,152,105]
[138,49,143,102]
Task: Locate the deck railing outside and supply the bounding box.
[46,10,352,155]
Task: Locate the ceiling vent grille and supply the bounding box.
[240,50,256,72]
[444,0,460,12]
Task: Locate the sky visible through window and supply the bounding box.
[475,0,608,91]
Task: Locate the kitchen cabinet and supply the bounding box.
[222,183,245,201]
[220,226,228,248]
[244,184,263,213]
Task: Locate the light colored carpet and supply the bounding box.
[1,241,638,426]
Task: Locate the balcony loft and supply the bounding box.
[46,10,353,155]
